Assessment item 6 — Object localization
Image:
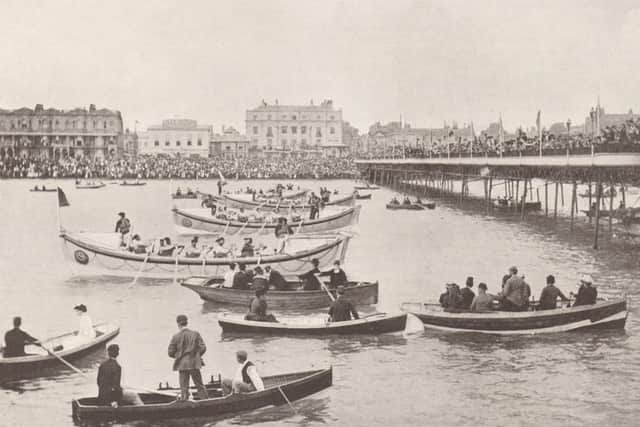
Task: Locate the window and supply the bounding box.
[253,126,258,135]
[292,115,297,120]
[253,115,257,120]
[93,120,97,128]
[165,141,170,146]
[330,127,335,134]
[154,140,159,146]
[316,128,322,137]
[281,126,287,134]
[267,139,272,145]
[282,115,287,119]
[187,140,192,146]
[301,126,306,134]
[267,115,272,120]
[267,127,273,137]
[104,122,107,129]
[330,115,334,120]
[197,139,202,146]
[281,139,287,146]
[317,115,321,119]
[291,126,297,134]
[176,140,181,146]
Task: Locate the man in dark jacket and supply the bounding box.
[298,258,321,290]
[460,276,475,309]
[168,315,208,401]
[319,260,347,290]
[265,266,288,290]
[97,344,123,406]
[4,317,39,358]
[232,264,251,290]
[328,286,359,322]
[538,275,570,310]
[573,274,598,306]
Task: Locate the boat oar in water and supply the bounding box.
[277,386,299,415]
[315,274,335,302]
[128,252,150,289]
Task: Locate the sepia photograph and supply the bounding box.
[1,1,639,426]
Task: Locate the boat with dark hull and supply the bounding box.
[72,368,332,423]
[0,323,119,380]
[355,193,372,200]
[354,184,380,190]
[181,277,378,310]
[75,181,106,189]
[172,192,198,199]
[223,192,356,212]
[493,200,542,212]
[173,205,361,235]
[120,181,147,186]
[401,299,628,335]
[386,203,424,211]
[417,201,436,209]
[60,231,351,278]
[30,187,57,192]
[218,312,406,335]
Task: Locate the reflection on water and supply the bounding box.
[1,179,640,426]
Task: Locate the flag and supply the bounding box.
[57,187,70,207]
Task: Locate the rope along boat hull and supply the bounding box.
[401,299,628,334]
[181,280,378,310]
[72,368,332,423]
[60,231,351,279]
[173,205,361,235]
[218,312,406,335]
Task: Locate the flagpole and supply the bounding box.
[538,111,542,158]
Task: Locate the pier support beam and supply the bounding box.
[570,181,577,232]
[594,182,602,249]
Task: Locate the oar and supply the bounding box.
[315,274,335,302]
[277,386,299,415]
[128,252,150,289]
[172,253,179,285]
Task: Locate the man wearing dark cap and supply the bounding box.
[3,317,39,358]
[115,212,131,247]
[298,258,321,290]
[222,350,264,395]
[168,315,208,400]
[97,344,123,407]
[319,260,348,290]
[328,285,359,322]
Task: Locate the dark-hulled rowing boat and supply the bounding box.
[417,201,436,209]
[0,323,119,380]
[354,184,380,190]
[401,299,628,334]
[386,203,424,211]
[72,367,332,423]
[492,200,542,212]
[218,312,407,335]
[29,188,57,192]
[355,193,372,200]
[181,277,379,310]
[120,181,147,186]
[172,192,198,199]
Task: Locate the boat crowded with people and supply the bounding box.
[71,367,332,423]
[75,181,106,190]
[218,312,407,335]
[59,230,352,279]
[0,323,119,380]
[181,276,378,310]
[222,192,356,212]
[172,205,361,235]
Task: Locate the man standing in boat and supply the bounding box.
[500,266,531,311]
[222,350,264,395]
[115,212,131,248]
[328,285,359,322]
[168,315,208,401]
[3,317,40,357]
[97,344,123,407]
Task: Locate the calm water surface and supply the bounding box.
[0,179,639,427]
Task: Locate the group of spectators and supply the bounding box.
[360,117,640,160]
[0,153,359,179]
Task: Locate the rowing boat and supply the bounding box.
[262,188,308,199]
[181,278,378,310]
[354,184,380,190]
[400,299,628,334]
[172,192,198,199]
[173,205,361,235]
[223,193,356,212]
[355,193,372,200]
[72,367,332,423]
[59,231,351,278]
[0,323,119,380]
[386,203,424,210]
[29,188,57,192]
[417,201,436,209]
[120,181,147,186]
[75,182,106,189]
[492,200,542,212]
[218,312,406,335]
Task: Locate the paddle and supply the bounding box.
[277,386,299,415]
[314,274,335,302]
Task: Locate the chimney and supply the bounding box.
[89,104,96,113]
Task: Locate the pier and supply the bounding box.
[357,153,640,249]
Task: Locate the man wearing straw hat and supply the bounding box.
[572,274,598,306]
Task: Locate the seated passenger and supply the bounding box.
[240,237,255,257]
[459,276,475,309]
[403,196,411,205]
[128,234,148,254]
[439,283,463,311]
[538,274,569,310]
[470,283,496,312]
[222,351,265,395]
[244,287,277,322]
[499,266,531,312]
[184,237,201,258]
[265,266,288,291]
[222,263,236,288]
[251,266,269,290]
[328,285,359,322]
[157,237,176,257]
[212,237,231,258]
[572,274,598,306]
[232,264,251,290]
[318,260,347,290]
[390,197,399,205]
[274,217,294,238]
[298,258,322,290]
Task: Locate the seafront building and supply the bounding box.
[210,126,250,159]
[245,99,346,156]
[137,119,211,157]
[0,104,124,159]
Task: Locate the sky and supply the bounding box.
[1,0,640,133]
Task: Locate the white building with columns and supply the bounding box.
[138,119,211,157]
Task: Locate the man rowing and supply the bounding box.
[245,287,277,322]
[3,317,40,357]
[319,260,347,289]
[537,275,570,310]
[328,285,359,322]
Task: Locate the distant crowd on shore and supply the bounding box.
[0,154,359,179]
[360,117,640,159]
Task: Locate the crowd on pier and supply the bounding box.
[0,154,359,179]
[361,117,640,159]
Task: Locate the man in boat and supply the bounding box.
[319,260,348,290]
[115,212,131,247]
[298,258,322,290]
[157,237,176,257]
[460,276,475,309]
[217,180,223,195]
[470,283,496,312]
[222,350,265,395]
[232,264,251,290]
[245,286,277,322]
[97,344,142,407]
[176,187,182,196]
[3,317,40,357]
[128,234,148,254]
[251,266,269,290]
[402,196,411,205]
[168,315,208,401]
[240,237,255,257]
[265,266,288,291]
[222,263,237,288]
[275,217,294,238]
[212,237,231,257]
[308,193,320,220]
[328,285,359,322]
[390,196,399,205]
[185,237,201,258]
[538,275,570,310]
[439,283,463,311]
[499,266,531,312]
[572,274,598,306]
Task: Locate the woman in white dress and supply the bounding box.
[74,304,96,341]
